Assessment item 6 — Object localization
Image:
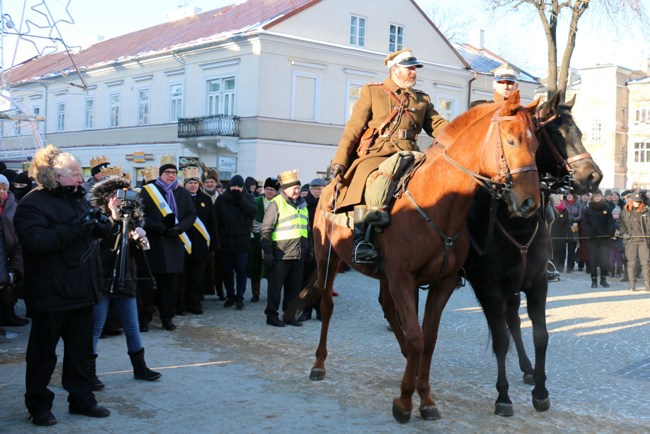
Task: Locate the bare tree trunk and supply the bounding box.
[558,1,590,99]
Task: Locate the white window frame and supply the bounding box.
[634,141,650,163]
[345,80,365,122]
[636,108,648,124]
[436,95,459,121]
[109,92,121,127]
[349,15,366,47]
[169,82,183,122]
[32,105,43,134]
[206,75,236,116]
[290,71,321,122]
[56,101,65,132]
[84,97,94,129]
[389,23,404,53]
[137,87,150,125]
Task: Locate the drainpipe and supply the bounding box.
[467,70,478,109]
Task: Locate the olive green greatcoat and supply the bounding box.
[329,77,448,210]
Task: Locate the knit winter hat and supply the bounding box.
[229,175,244,188]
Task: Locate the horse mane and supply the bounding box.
[432,102,502,148]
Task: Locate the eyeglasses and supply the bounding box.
[163,170,177,175]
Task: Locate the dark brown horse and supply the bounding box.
[464,92,602,417]
[307,91,541,423]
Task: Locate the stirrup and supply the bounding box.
[353,241,379,264]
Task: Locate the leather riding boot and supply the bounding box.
[591,277,598,288]
[352,205,379,264]
[128,348,162,381]
[251,280,260,302]
[91,354,105,391]
[600,276,609,288]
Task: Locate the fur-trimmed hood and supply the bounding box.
[90,176,144,226]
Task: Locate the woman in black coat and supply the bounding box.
[582,190,616,288]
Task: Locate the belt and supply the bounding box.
[381,129,418,140]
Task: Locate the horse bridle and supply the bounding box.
[441,107,538,199]
[534,110,592,190]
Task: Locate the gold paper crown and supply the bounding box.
[99,165,124,178]
[141,166,158,182]
[182,166,201,182]
[90,155,110,169]
[277,169,300,187]
[159,154,177,167]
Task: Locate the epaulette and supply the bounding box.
[368,82,383,86]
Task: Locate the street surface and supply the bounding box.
[1,268,649,433]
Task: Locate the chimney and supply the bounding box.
[470,29,485,50]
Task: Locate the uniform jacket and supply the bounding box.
[139,182,197,274]
[260,194,309,261]
[330,77,448,209]
[619,205,650,244]
[14,186,105,312]
[582,200,615,238]
[187,190,218,261]
[214,188,256,254]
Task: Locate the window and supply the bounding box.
[207,76,236,116]
[436,96,457,121]
[84,98,94,129]
[389,24,404,52]
[591,119,601,142]
[32,106,43,133]
[169,83,183,121]
[636,108,648,123]
[137,88,150,125]
[346,82,363,121]
[291,72,320,121]
[634,141,650,163]
[110,93,121,127]
[349,15,366,47]
[56,102,65,132]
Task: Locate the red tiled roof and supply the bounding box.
[5,0,319,86]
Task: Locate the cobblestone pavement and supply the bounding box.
[1,268,649,433]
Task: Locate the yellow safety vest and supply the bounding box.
[271,196,308,241]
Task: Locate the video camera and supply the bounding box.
[116,188,139,211]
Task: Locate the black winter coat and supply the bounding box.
[14,186,105,312]
[214,189,256,254]
[187,190,218,262]
[140,182,197,274]
[582,200,615,238]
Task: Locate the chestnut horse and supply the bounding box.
[307,91,540,423]
[464,92,602,416]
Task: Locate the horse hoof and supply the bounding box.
[494,402,514,417]
[523,373,535,385]
[419,404,441,420]
[392,401,411,424]
[533,396,550,412]
[310,368,326,381]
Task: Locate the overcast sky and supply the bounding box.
[1,0,648,77]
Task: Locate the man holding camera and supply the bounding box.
[138,157,196,331]
[15,145,111,426]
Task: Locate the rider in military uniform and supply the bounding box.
[328,48,448,264]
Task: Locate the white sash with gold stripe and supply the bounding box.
[193,217,210,247]
[143,184,192,254]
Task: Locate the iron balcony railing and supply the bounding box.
[178,114,240,138]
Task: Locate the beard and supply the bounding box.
[392,75,416,89]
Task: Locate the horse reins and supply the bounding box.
[495,216,540,291]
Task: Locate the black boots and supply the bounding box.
[352,205,379,264]
[600,277,610,288]
[128,348,162,381]
[352,205,390,265]
[91,354,105,391]
[591,277,598,288]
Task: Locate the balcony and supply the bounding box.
[178,114,240,138]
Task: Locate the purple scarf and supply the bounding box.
[155,178,178,215]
